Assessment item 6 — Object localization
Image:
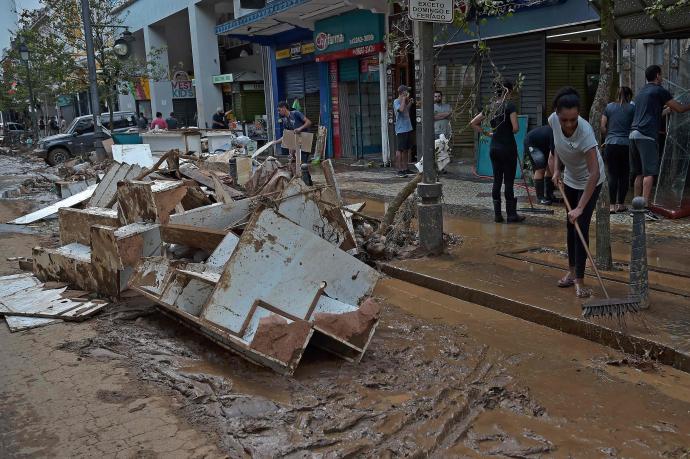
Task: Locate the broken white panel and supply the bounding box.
[205,232,240,271]
[55,243,92,263]
[343,202,366,243]
[128,257,173,297]
[112,144,155,168]
[201,209,379,334]
[0,273,41,297]
[141,131,202,155]
[8,184,97,225]
[312,295,359,316]
[169,200,255,230]
[90,162,145,208]
[276,180,351,248]
[5,315,61,332]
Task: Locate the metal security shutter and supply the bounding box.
[478,33,546,129]
[304,63,319,94]
[282,65,306,99]
[546,51,600,120]
[437,43,478,149]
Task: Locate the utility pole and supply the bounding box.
[80,0,107,161]
[411,2,450,254]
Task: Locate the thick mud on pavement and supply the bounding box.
[58,297,549,458]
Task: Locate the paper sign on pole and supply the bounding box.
[408,0,454,23]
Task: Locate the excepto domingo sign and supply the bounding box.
[408,0,454,23]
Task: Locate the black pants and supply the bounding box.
[490,145,518,201]
[606,144,630,205]
[564,183,602,279]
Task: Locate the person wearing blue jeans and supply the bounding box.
[393,85,414,178]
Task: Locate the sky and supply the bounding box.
[15,0,41,14]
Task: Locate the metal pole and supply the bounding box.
[80,0,106,161]
[24,60,39,142]
[414,20,444,254]
[630,196,649,309]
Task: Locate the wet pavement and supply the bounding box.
[2,152,690,456]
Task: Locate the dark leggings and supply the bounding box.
[606,144,630,205]
[490,146,518,201]
[564,183,602,279]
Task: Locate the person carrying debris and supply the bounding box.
[277,100,312,164]
[549,87,605,299]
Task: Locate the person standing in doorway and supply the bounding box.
[470,80,524,223]
[394,85,414,177]
[601,86,634,213]
[137,112,148,130]
[150,112,168,130]
[549,87,605,298]
[630,65,690,220]
[49,116,59,135]
[212,108,227,129]
[434,91,452,140]
[277,100,312,163]
[59,115,67,133]
[524,124,556,205]
[166,112,178,130]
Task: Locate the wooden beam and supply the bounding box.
[161,224,227,252]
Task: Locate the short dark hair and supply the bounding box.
[434,90,442,96]
[169,112,175,117]
[645,65,662,82]
[156,112,162,117]
[278,101,289,109]
[553,86,581,112]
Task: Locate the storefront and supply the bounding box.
[171,71,197,127]
[275,41,319,122]
[314,9,385,159]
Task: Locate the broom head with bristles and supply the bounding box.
[582,296,641,319]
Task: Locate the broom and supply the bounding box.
[557,181,640,319]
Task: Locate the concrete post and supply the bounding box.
[630,196,649,309]
[414,20,444,254]
[143,25,174,118]
[189,3,223,128]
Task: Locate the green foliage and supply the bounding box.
[645,0,690,17]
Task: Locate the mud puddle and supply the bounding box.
[57,296,547,457]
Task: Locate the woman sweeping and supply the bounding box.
[470,80,524,223]
[600,86,634,213]
[549,88,606,298]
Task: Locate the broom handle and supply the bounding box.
[521,162,536,210]
[557,181,610,299]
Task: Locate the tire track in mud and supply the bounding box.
[56,297,551,457]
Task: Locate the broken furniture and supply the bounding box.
[141,130,202,156]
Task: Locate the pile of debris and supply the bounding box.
[1,152,382,375]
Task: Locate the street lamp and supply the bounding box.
[18,43,39,142]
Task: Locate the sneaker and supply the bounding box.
[404,168,417,175]
[644,210,660,221]
[397,170,408,178]
[538,197,552,206]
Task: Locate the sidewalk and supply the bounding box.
[319,163,690,372]
[314,158,690,240]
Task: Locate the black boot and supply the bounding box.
[506,197,525,223]
[545,179,559,203]
[493,199,504,223]
[536,179,552,205]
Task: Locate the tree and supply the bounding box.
[589,0,615,270]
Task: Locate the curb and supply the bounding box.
[380,263,690,373]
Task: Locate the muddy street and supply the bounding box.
[2,152,690,458]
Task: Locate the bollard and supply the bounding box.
[630,197,649,309]
[301,163,313,186]
[228,157,238,183]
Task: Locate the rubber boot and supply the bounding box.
[493,199,504,223]
[536,179,552,205]
[506,197,525,223]
[545,179,559,203]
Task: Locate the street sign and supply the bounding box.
[408,0,454,23]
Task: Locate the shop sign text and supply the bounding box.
[409,0,454,23]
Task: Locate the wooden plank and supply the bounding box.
[8,185,97,225]
[161,224,227,251]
